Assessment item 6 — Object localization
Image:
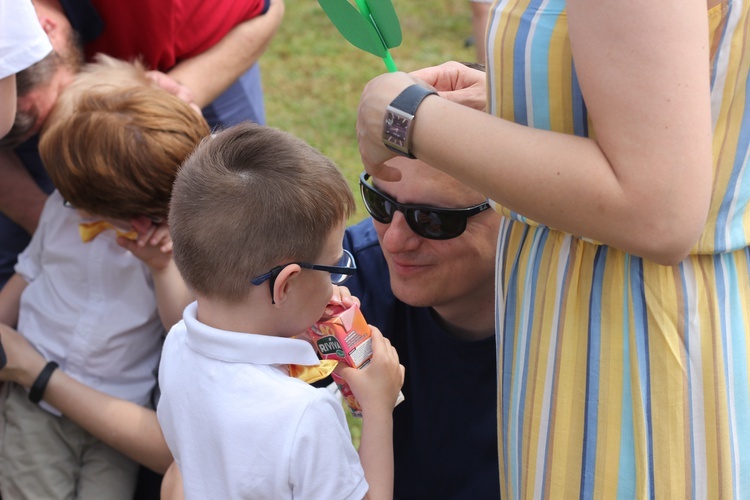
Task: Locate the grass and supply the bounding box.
[261,0,475,224]
[261,0,475,448]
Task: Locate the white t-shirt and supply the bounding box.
[16,191,165,414]
[0,0,52,79]
[157,302,369,500]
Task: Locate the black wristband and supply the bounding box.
[28,361,59,404]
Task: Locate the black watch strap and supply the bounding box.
[28,361,59,404]
[390,84,437,116]
[383,84,437,158]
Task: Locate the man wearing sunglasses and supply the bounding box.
[344,157,501,499]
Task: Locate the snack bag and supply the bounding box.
[308,302,404,417]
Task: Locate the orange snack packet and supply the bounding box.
[308,302,404,417]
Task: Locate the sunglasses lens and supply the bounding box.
[362,184,394,223]
[408,210,465,239]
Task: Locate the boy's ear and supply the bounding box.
[272,264,302,306]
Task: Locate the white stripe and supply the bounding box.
[683,260,708,498]
[532,234,571,499]
[724,144,750,250]
[710,0,743,132]
[486,0,511,117]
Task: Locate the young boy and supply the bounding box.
[0,58,210,499]
[157,122,405,499]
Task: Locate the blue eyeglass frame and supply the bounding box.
[250,249,357,304]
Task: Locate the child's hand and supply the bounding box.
[117,219,174,272]
[335,326,404,414]
[326,285,361,314]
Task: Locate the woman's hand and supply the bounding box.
[410,61,487,111]
[356,72,421,181]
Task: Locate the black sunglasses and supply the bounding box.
[250,249,357,304]
[359,172,491,240]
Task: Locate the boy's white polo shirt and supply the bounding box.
[157,302,369,499]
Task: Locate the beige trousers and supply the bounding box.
[0,382,138,500]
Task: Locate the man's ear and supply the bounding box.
[36,14,58,35]
[272,264,302,306]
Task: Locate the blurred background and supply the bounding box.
[262,0,476,223]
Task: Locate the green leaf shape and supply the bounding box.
[364,0,402,48]
[318,0,387,57]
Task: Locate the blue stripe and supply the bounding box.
[580,246,605,497]
[514,227,549,498]
[722,253,750,496]
[500,220,528,495]
[631,258,655,498]
[617,256,636,500]
[528,8,560,130]
[509,228,542,495]
[709,1,731,90]
[571,62,588,137]
[512,0,545,125]
[716,50,750,251]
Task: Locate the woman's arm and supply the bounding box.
[358,0,712,265]
[0,324,173,473]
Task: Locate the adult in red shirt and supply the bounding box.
[0,0,283,290]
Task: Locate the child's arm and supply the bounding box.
[0,274,28,327]
[336,326,405,500]
[0,323,174,473]
[118,221,193,329]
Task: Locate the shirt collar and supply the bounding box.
[181,302,321,366]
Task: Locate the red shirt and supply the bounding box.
[84,0,269,71]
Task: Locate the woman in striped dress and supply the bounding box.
[356,0,750,497]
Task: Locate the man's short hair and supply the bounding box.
[38,56,210,221]
[170,122,356,303]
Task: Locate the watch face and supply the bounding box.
[384,111,410,148]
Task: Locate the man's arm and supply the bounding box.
[166,0,285,108]
[0,150,47,234]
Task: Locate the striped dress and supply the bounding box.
[488,0,750,498]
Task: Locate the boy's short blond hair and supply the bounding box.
[39,55,210,221]
[169,122,356,303]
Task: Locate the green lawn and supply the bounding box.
[262,0,476,224]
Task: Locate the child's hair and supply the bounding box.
[38,55,210,221]
[169,122,356,303]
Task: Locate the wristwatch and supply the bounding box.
[382,84,437,159]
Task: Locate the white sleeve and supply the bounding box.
[291,395,369,500]
[14,191,58,282]
[0,0,53,79]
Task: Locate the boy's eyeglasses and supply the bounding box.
[251,249,357,304]
[359,172,491,240]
